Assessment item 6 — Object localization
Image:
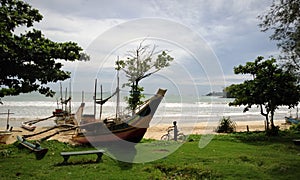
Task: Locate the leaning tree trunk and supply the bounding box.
[270,110,275,130]
[260,104,270,131]
[265,114,270,131]
[130,81,138,115]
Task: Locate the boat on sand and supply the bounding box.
[72,88,166,144]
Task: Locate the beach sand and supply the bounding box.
[2,119,290,145]
[144,120,290,140]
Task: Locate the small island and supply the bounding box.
[205,91,224,97]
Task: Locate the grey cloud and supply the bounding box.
[26,0,157,19]
[23,0,279,93]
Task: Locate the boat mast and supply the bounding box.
[6,109,10,130]
[116,56,120,120]
[100,84,103,120]
[81,91,84,103]
[60,82,63,110]
[69,80,72,114]
[64,87,68,124]
[94,79,97,117]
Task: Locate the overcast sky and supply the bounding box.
[23,0,278,96]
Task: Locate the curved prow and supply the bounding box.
[156,88,167,97]
[129,88,167,128]
[135,88,166,116]
[75,103,85,125]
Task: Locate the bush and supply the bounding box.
[290,123,300,132]
[216,116,236,133]
[266,126,280,136]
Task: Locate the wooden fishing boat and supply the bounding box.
[53,82,77,125]
[72,88,166,144]
[17,136,48,160]
[285,117,300,124]
[20,82,77,131]
[21,122,36,131]
[285,107,300,124]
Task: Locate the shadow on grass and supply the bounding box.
[117,161,133,170]
[54,159,102,166]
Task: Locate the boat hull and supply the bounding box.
[73,125,147,144]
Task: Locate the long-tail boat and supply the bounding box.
[72,88,166,144]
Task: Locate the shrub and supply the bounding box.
[266,126,280,136]
[216,116,236,133]
[289,123,300,132]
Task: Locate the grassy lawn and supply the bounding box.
[1,131,300,179]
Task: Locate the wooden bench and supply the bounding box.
[60,149,105,164]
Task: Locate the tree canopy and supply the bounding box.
[0,0,88,103]
[117,41,174,112]
[259,0,300,70]
[227,56,300,134]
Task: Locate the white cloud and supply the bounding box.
[26,0,158,19]
[34,12,125,48]
[22,0,279,94]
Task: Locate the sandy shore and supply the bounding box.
[2,126,76,145]
[144,120,290,140]
[1,119,290,145]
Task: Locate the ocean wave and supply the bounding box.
[2,101,57,107]
[0,97,291,128]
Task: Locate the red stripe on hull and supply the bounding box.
[72,127,147,144]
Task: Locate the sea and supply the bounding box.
[0,91,292,129]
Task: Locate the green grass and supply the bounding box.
[1,131,300,179]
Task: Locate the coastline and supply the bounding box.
[144,119,290,140]
[2,119,290,145]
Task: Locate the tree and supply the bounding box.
[0,0,89,103]
[117,40,174,112]
[227,56,300,135]
[258,0,300,71]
